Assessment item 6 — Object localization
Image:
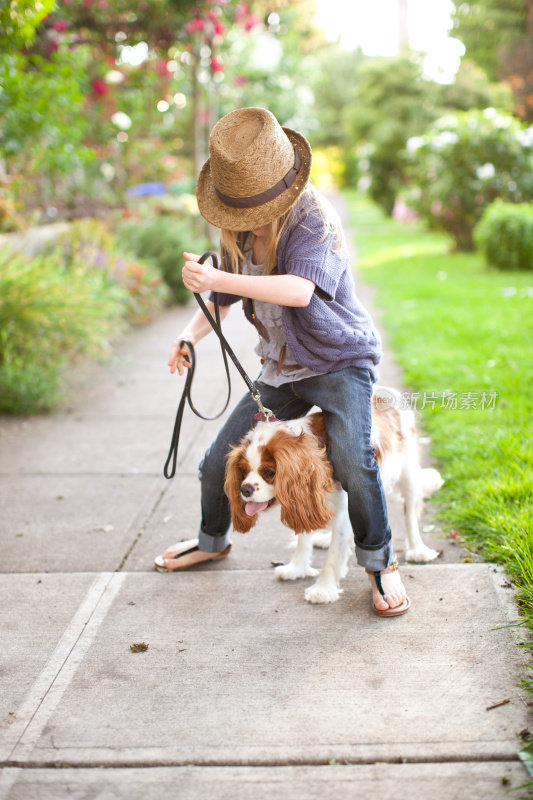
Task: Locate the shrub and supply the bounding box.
[0,249,127,413]
[405,109,533,251]
[475,200,533,271]
[117,214,208,304]
[51,219,169,324]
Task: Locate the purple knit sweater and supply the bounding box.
[211,195,382,381]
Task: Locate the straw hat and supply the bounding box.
[196,107,312,231]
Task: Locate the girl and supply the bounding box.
[154,107,409,616]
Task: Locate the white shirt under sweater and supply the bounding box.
[242,251,327,387]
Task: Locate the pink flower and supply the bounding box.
[450,529,458,539]
[185,16,205,35]
[244,13,261,30]
[214,21,225,35]
[91,78,108,96]
[210,56,223,72]
[156,59,170,76]
[234,74,248,86]
[234,2,249,22]
[52,19,68,32]
[98,0,109,8]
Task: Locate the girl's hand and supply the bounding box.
[168,338,193,376]
[182,251,219,294]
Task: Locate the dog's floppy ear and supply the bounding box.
[224,441,257,533]
[267,430,334,534]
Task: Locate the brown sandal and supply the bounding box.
[367,557,411,617]
[154,541,232,572]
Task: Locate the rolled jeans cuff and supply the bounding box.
[198,528,231,554]
[355,542,393,571]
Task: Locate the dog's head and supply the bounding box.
[224,422,334,534]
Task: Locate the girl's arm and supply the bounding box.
[182,252,315,308]
[168,300,232,375]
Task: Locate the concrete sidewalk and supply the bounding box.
[0,203,530,798]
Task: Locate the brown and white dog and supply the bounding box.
[224,386,443,604]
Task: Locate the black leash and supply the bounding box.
[163,251,274,479]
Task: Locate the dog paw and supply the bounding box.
[405,546,441,563]
[304,583,343,604]
[275,563,319,581]
[311,531,332,549]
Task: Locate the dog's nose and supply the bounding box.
[240,483,255,498]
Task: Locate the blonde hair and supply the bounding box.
[220,184,343,275]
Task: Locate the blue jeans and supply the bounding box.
[198,367,392,571]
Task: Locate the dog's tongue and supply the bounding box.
[245,501,269,516]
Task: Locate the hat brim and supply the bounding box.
[196,127,312,232]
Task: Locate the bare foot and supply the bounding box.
[154,539,231,571]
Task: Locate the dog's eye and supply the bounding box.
[263,468,275,479]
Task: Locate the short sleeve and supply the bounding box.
[280,210,346,302]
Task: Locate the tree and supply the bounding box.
[451,0,533,120]
[437,58,514,113]
[0,0,54,48]
[1,0,320,222]
[343,55,440,214]
[309,45,365,148]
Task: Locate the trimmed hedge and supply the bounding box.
[475,200,533,271]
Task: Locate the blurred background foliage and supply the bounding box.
[1,0,532,231]
[0,0,532,411]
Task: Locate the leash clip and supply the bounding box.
[253,391,278,423]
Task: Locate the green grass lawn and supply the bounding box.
[344,191,533,636]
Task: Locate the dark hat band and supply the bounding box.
[214,145,301,209]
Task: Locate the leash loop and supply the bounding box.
[163,250,273,479]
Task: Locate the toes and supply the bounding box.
[384,591,404,609]
[162,539,198,559]
[373,591,389,611]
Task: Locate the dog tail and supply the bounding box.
[420,467,444,498]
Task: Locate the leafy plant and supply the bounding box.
[475,200,533,271]
[405,109,533,250]
[51,218,169,324]
[117,213,207,304]
[0,249,127,414]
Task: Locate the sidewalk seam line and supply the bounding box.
[1,572,125,783]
